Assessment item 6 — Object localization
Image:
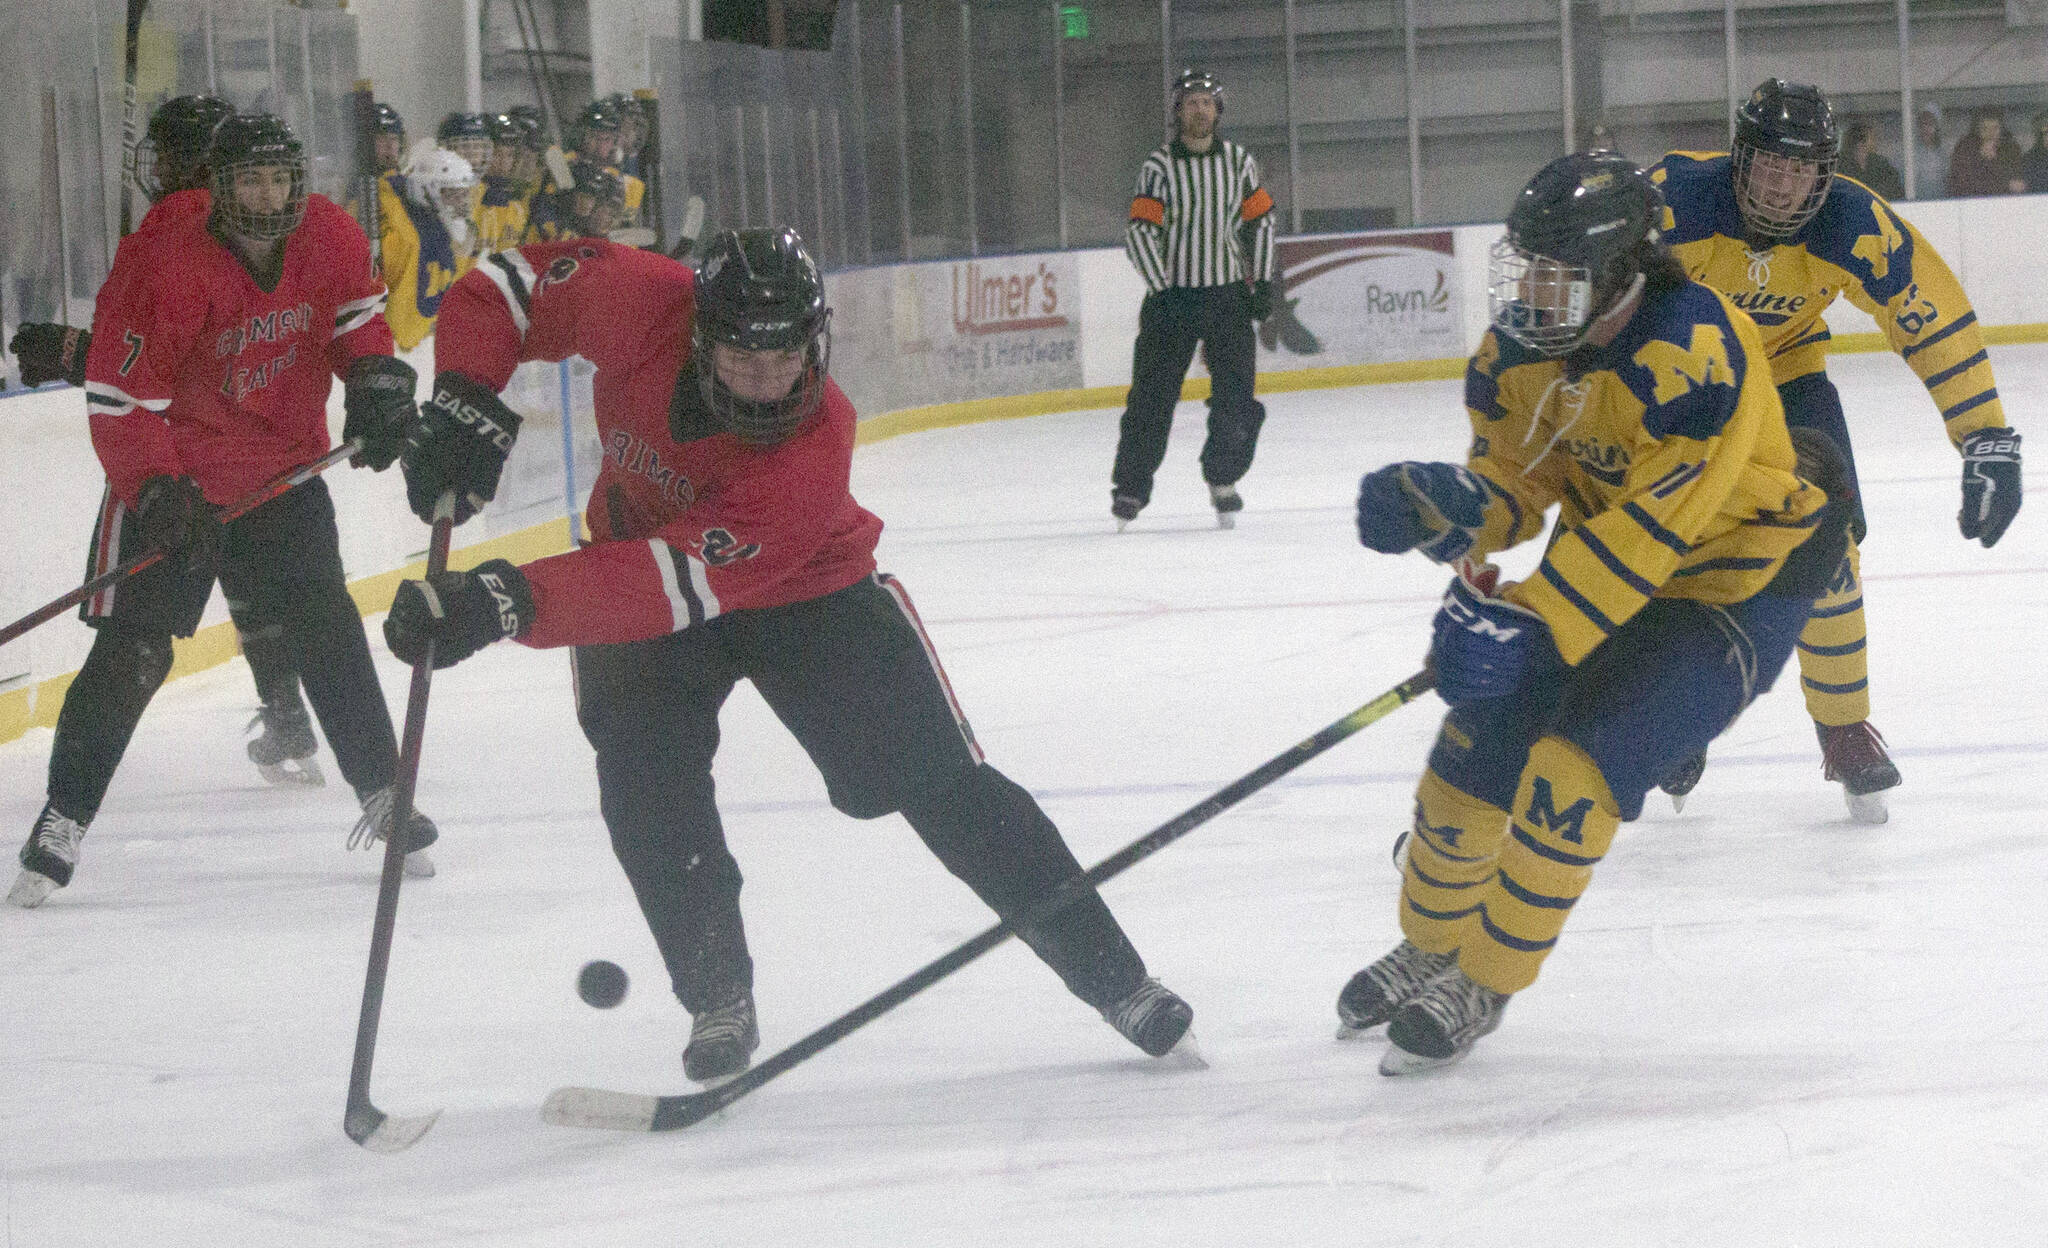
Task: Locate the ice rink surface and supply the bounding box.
[4,346,2047,1247]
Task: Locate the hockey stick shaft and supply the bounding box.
[544,668,1436,1133]
[117,0,147,237]
[635,88,664,249]
[343,491,456,1152]
[0,440,361,651]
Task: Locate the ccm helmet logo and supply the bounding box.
[1442,595,1524,642]
[432,386,515,451]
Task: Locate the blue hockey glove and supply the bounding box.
[1356,461,1489,563]
[1958,427,2021,548]
[1428,575,1559,705]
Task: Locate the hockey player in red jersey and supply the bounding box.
[8,94,329,790]
[383,227,1195,1083]
[7,115,435,909]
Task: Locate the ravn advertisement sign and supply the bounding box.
[1255,229,1462,367]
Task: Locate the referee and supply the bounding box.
[1113,68,1277,531]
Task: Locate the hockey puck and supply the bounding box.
[577,960,629,1009]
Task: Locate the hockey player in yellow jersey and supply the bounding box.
[475,114,532,254]
[1649,80,2023,823]
[1343,151,1852,1073]
[378,146,478,350]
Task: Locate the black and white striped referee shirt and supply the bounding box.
[1124,138,1276,292]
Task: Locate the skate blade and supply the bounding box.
[1378,1042,1471,1077]
[403,850,437,879]
[1115,518,1132,533]
[257,757,326,788]
[6,869,59,909]
[1153,1031,1208,1070]
[1216,512,1235,529]
[1335,1021,1379,1042]
[1669,791,1688,814]
[1845,791,1889,825]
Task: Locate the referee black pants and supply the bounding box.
[573,572,1151,1017]
[1112,284,1267,507]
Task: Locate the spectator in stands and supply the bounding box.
[1912,108,1948,200]
[1841,120,1904,201]
[2021,112,2048,193]
[1948,107,2025,197]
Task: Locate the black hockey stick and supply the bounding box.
[634,87,664,250]
[542,668,1437,1133]
[343,490,455,1153]
[117,0,148,237]
[348,80,382,262]
[0,441,361,651]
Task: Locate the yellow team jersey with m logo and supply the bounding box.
[1651,151,2006,447]
[1459,280,1830,664]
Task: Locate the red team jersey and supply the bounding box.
[84,194,393,508]
[433,239,883,649]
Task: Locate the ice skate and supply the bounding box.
[350,786,441,878]
[1208,482,1244,529]
[1100,975,1196,1059]
[1111,493,1143,533]
[1658,749,1707,812]
[246,696,325,788]
[9,804,86,909]
[1817,720,1900,825]
[1336,939,1457,1038]
[683,989,761,1087]
[1379,968,1510,1075]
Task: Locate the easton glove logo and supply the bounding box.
[432,386,515,451]
[478,571,525,636]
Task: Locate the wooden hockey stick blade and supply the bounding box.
[539,669,1437,1135]
[541,1087,657,1131]
[606,226,656,247]
[344,1101,444,1153]
[544,146,574,190]
[681,195,705,243]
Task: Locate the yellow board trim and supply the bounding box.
[9,320,2045,748]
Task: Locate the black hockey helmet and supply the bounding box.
[558,160,627,237]
[436,111,493,144]
[500,104,547,151]
[1489,150,1665,356]
[577,100,624,135]
[372,101,405,137]
[1171,67,1225,118]
[693,227,832,446]
[208,113,307,241]
[1733,79,1839,241]
[137,94,233,200]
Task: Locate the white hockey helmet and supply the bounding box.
[403,146,477,222]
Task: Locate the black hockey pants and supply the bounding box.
[573,572,1151,1016]
[48,478,399,821]
[1111,284,1268,506]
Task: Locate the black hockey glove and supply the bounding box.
[401,371,523,526]
[9,322,89,388]
[1247,280,1274,323]
[1958,427,2021,548]
[341,355,418,472]
[383,559,534,670]
[135,474,223,573]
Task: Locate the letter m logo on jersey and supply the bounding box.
[1523,777,1594,845]
[1635,324,1734,405]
